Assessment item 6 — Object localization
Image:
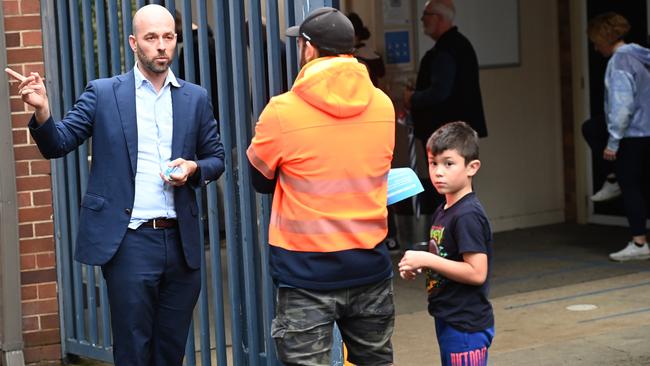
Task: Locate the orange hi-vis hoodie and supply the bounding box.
[247,55,395,290]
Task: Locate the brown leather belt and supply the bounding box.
[141,218,177,229]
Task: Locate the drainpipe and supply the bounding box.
[0,4,26,366]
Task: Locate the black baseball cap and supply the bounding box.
[285,7,354,54]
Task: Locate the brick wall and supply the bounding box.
[3,0,62,363]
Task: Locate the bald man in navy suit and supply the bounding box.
[6,4,224,365]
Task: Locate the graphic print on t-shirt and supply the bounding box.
[426,225,448,296]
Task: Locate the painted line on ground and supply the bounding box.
[578,307,650,323]
[493,262,610,286]
[503,281,650,310]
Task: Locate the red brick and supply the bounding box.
[3,1,19,15]
[19,204,53,222]
[20,237,54,253]
[37,282,57,299]
[20,0,40,14]
[5,32,20,47]
[3,15,41,32]
[22,298,58,317]
[21,268,56,285]
[34,221,53,237]
[6,47,43,64]
[7,78,21,94]
[19,223,34,238]
[23,329,60,346]
[17,191,32,207]
[33,190,52,206]
[23,63,45,76]
[30,159,50,174]
[40,314,59,330]
[15,161,30,177]
[12,128,28,145]
[11,113,31,128]
[23,343,62,364]
[21,285,38,300]
[10,96,25,112]
[36,253,55,269]
[14,145,43,161]
[16,175,51,192]
[20,254,37,270]
[22,30,42,46]
[22,316,39,331]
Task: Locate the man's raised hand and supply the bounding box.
[5,68,50,123]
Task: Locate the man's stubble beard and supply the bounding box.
[136,44,172,74]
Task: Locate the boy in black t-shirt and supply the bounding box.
[399,121,494,366]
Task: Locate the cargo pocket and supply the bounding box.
[271,316,332,365]
[270,317,287,340]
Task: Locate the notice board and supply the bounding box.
[416,0,520,68]
[454,0,520,67]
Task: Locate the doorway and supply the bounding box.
[585,0,650,225]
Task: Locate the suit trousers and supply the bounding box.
[101,225,201,366]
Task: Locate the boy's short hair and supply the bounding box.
[587,12,630,45]
[426,121,479,163]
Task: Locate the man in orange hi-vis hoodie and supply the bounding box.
[247,7,396,366]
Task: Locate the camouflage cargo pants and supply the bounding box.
[271,278,395,366]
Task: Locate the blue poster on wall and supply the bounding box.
[384,31,411,64]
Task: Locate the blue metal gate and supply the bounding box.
[41,0,341,364]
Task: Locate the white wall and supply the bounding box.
[473,0,565,231]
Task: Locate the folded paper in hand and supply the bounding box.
[387,168,424,205]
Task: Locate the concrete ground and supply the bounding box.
[68,223,650,365]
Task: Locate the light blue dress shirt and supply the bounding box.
[128,64,181,229]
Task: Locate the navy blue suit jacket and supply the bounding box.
[29,70,225,269]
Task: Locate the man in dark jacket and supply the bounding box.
[404,0,487,143]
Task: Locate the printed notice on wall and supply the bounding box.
[383,0,411,26]
[385,31,411,64]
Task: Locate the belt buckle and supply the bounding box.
[152,219,160,230]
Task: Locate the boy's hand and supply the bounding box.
[399,269,418,280]
[398,250,432,274]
